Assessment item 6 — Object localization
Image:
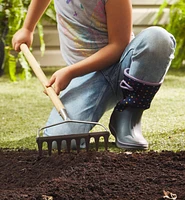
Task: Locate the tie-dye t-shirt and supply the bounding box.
[54,0,108,65]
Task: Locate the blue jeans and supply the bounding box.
[44,26,176,139]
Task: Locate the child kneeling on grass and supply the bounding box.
[12,0,176,150]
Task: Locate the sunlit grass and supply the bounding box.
[0,68,185,152]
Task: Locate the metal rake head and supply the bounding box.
[36,131,110,156]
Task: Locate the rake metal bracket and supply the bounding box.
[36,131,110,156]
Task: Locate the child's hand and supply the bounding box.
[12,28,33,52]
[46,67,73,95]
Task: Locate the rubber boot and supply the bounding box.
[109,68,162,150]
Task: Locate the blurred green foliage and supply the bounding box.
[155,0,185,68]
[0,0,56,81]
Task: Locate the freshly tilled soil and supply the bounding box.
[0,149,184,200]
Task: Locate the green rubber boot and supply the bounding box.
[109,68,162,150]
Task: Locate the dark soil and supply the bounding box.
[0,148,185,200]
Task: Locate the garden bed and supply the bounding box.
[0,149,185,200]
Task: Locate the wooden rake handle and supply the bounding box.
[20,43,66,118]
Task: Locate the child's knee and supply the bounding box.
[144,26,176,53]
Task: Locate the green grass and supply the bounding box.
[0,68,185,152]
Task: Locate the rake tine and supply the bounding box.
[66,139,71,153]
[47,141,53,156]
[85,136,90,152]
[104,134,109,151]
[37,140,43,157]
[57,140,62,155]
[75,138,81,153]
[94,136,100,151]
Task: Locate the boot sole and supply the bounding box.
[109,124,148,150]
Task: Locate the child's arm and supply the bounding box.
[47,0,132,95]
[12,0,51,51]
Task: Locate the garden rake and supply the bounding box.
[20,44,110,156]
